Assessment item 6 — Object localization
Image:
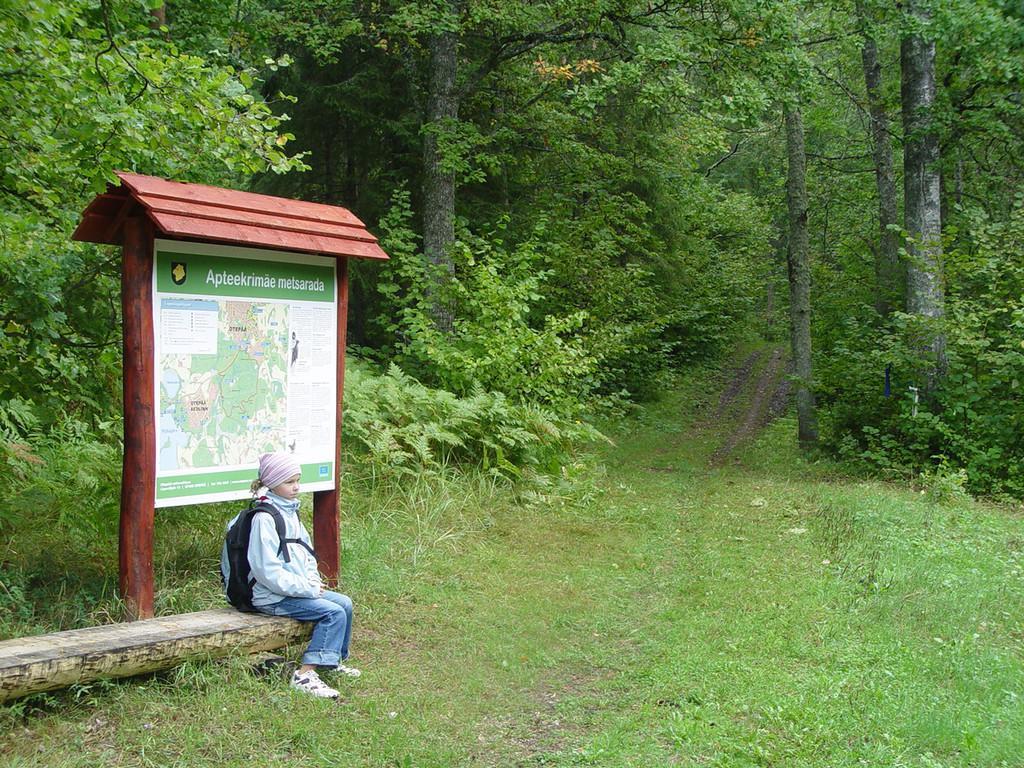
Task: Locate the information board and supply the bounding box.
[152,239,337,507]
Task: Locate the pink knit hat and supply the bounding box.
[257,452,302,491]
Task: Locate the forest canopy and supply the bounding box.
[2,0,1024,497]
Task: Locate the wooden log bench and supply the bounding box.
[0,609,311,702]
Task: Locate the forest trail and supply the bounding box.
[707,344,791,466]
[4,347,1022,767]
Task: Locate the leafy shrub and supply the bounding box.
[0,407,124,636]
[918,465,972,505]
[368,194,604,413]
[0,565,36,637]
[343,359,604,481]
[367,183,767,413]
[0,403,121,547]
[538,178,769,398]
[818,203,1024,498]
[1,1,306,433]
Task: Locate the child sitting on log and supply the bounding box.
[226,451,360,699]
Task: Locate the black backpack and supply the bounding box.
[221,500,318,612]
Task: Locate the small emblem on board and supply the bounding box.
[171,262,187,285]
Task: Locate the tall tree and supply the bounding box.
[784,103,819,445]
[858,2,901,316]
[409,2,684,331]
[900,0,945,371]
[422,1,460,331]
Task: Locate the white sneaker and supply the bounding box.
[291,669,339,699]
[334,662,361,678]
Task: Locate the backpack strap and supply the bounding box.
[250,501,318,563]
[282,537,318,561]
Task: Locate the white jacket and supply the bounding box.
[221,493,321,607]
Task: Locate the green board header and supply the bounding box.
[156,462,334,501]
[156,250,335,303]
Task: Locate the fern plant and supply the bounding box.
[343,359,602,481]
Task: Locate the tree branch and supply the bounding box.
[702,142,741,176]
[459,23,633,99]
[98,0,160,96]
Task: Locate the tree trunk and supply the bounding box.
[422,12,459,332]
[784,104,819,446]
[859,11,901,315]
[149,3,167,37]
[900,0,946,372]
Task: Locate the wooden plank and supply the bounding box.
[71,212,120,245]
[117,172,363,227]
[72,190,132,244]
[120,217,156,620]
[313,258,349,585]
[151,214,390,260]
[104,197,136,244]
[0,610,310,702]
[138,196,379,243]
[75,174,391,262]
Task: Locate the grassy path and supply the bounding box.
[3,355,1023,766]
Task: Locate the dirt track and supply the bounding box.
[709,346,791,466]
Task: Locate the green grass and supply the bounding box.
[2,361,1023,766]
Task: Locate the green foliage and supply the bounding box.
[918,463,973,505]
[2,1,305,219]
[343,359,602,481]
[0,414,123,638]
[818,203,1024,497]
[5,0,1023,512]
[253,0,775,414]
[370,190,761,411]
[0,234,124,425]
[0,0,306,429]
[0,417,121,557]
[368,192,600,410]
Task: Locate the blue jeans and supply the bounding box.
[260,590,354,667]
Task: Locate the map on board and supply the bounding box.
[152,240,337,507]
[158,301,289,471]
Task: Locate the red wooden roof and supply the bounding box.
[73,172,388,260]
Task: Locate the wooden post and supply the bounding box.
[313,257,348,585]
[120,217,156,620]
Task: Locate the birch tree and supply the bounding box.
[901,0,946,371]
